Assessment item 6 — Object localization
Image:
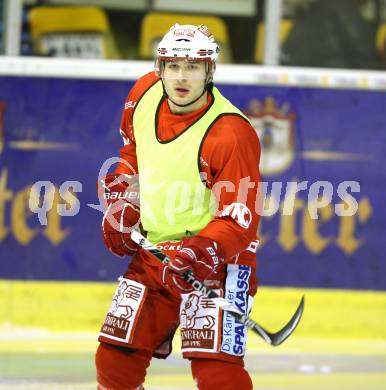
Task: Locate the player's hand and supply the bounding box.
[100,173,140,257]
[161,236,224,295]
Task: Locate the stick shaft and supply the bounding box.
[130,230,304,346]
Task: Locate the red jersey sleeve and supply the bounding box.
[198,115,261,265]
[115,72,159,174]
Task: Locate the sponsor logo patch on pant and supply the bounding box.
[220,264,253,356]
[180,292,221,353]
[99,278,147,343]
[180,265,253,357]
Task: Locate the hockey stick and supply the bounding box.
[131,230,304,346]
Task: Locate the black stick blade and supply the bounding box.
[268,295,305,346]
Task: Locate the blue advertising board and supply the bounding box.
[0,75,384,290]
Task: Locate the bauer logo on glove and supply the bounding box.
[100,173,141,257]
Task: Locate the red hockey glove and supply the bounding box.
[100,173,140,257]
[161,236,225,295]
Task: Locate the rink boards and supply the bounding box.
[1,58,386,290]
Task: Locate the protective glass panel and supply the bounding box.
[279,0,385,70]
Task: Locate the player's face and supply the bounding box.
[162,60,207,112]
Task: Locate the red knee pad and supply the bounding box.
[96,342,151,389]
[191,358,253,390]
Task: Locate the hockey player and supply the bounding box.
[96,23,261,390]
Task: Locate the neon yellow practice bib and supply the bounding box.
[133,80,249,243]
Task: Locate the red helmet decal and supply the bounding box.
[174,28,196,38]
[197,24,213,39]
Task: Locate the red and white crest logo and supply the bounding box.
[221,203,252,229]
[245,97,296,176]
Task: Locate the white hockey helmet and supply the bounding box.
[155,23,220,82]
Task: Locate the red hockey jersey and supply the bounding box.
[115,72,261,266]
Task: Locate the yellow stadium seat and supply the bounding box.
[29,6,120,59]
[139,12,232,63]
[255,19,294,63]
[376,23,386,53]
